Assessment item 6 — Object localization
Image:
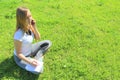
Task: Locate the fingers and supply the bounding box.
[31,59,39,66]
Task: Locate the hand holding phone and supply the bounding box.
[31,19,35,25]
[30,19,36,34]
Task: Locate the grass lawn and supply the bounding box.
[0,0,120,80]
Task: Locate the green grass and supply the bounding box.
[0,0,120,80]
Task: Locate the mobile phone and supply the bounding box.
[31,20,35,25]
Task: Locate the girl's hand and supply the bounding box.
[30,59,39,67]
[29,19,36,34]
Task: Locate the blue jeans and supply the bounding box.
[14,40,52,74]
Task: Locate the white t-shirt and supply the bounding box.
[14,29,34,56]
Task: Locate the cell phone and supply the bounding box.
[31,20,35,25]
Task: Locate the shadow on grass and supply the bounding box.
[0,56,39,80]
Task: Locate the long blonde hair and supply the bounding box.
[16,7,35,34]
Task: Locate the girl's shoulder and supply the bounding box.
[15,29,24,35]
[14,29,24,40]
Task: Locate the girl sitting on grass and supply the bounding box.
[13,7,52,74]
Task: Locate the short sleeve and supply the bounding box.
[14,29,23,41]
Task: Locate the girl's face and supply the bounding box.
[26,10,32,25]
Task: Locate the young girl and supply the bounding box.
[13,7,52,74]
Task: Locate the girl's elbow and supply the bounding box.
[35,36,40,40]
[34,34,40,40]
